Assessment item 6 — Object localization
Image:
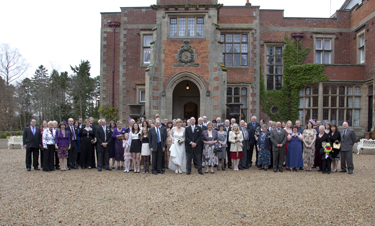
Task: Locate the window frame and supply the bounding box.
[313,34,335,65]
[168,15,205,38]
[299,84,362,127]
[140,32,153,67]
[136,85,146,104]
[298,86,319,125]
[226,85,250,121]
[357,30,365,64]
[221,32,250,68]
[264,43,284,91]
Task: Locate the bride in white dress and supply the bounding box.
[168,119,186,174]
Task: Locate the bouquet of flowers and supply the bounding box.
[176,138,184,144]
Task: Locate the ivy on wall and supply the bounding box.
[259,35,329,122]
[98,105,119,121]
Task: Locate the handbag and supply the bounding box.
[214,143,222,153]
[333,142,341,149]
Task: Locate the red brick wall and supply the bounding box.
[325,65,365,80]
[350,0,375,28]
[219,7,257,24]
[159,0,216,5]
[226,68,255,83]
[125,8,156,24]
[260,10,350,29]
[162,40,211,88]
[101,13,121,108]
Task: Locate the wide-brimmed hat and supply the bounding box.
[217,123,224,129]
[58,121,67,128]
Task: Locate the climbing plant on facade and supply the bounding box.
[259,35,329,122]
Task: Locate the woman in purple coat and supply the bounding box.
[257,125,271,171]
[55,122,71,171]
[112,121,127,170]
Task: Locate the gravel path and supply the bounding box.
[1,149,374,225]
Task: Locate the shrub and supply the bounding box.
[16,132,22,136]
[5,132,11,136]
[0,134,7,139]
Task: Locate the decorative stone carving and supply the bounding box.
[173,40,199,68]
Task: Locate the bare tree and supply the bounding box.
[0,43,29,86]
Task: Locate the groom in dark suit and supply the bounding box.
[23,118,41,171]
[149,118,167,175]
[185,117,203,175]
[95,119,112,171]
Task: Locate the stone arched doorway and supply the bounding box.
[172,80,199,119]
[164,71,208,120]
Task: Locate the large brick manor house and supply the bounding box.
[100,0,374,134]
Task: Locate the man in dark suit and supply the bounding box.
[270,121,287,172]
[224,119,232,169]
[196,117,207,168]
[67,118,79,170]
[247,116,260,168]
[185,117,204,175]
[23,118,41,171]
[158,118,167,172]
[239,120,249,170]
[149,118,167,175]
[95,119,112,171]
[339,122,356,174]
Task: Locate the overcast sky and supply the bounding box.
[0,0,344,82]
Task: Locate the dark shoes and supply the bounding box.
[186,171,191,175]
[198,170,204,175]
[27,168,31,171]
[106,167,112,171]
[71,166,78,169]
[273,169,277,172]
[279,169,283,172]
[339,170,347,173]
[98,168,102,172]
[34,168,40,170]
[152,171,158,175]
[348,170,353,174]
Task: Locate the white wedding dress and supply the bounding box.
[168,127,186,172]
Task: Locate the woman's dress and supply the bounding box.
[303,129,317,165]
[129,130,141,153]
[202,130,218,166]
[314,133,330,169]
[80,128,95,168]
[123,140,132,160]
[55,130,71,158]
[141,136,151,156]
[168,128,186,172]
[113,127,127,161]
[217,131,227,160]
[286,133,304,168]
[109,128,116,158]
[329,131,341,160]
[258,133,271,166]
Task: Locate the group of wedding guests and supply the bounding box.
[23,114,357,175]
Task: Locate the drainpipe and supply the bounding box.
[108,21,121,107]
